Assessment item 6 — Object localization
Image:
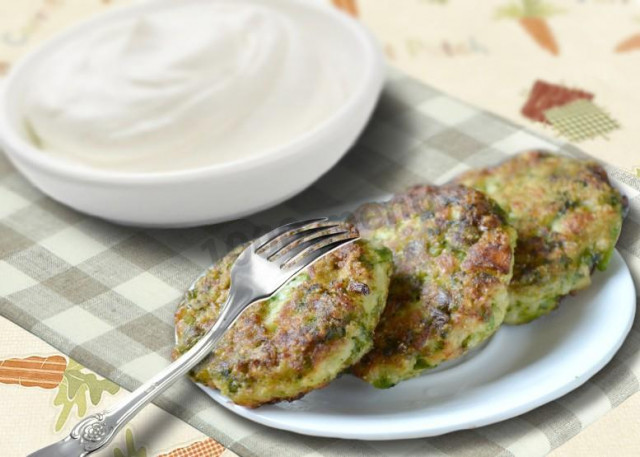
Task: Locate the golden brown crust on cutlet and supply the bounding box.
[173,233,392,407]
[455,151,624,324]
[349,185,516,388]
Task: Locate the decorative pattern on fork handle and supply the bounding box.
[71,414,114,453]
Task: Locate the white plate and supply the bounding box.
[197,250,636,440]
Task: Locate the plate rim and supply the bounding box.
[196,249,636,440]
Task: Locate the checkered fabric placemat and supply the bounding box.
[1,68,639,456]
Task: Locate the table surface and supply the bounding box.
[1,1,639,456]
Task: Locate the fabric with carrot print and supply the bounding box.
[157,438,226,457]
[521,80,593,123]
[53,359,120,431]
[521,80,620,142]
[616,35,640,53]
[331,0,358,17]
[496,0,562,55]
[113,429,147,457]
[0,355,67,389]
[615,17,640,53]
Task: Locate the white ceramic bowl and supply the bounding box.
[0,0,383,227]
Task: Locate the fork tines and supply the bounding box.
[252,218,328,253]
[281,235,358,271]
[252,219,359,271]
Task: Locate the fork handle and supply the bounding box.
[28,291,248,457]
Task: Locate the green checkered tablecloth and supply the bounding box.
[1,68,639,456]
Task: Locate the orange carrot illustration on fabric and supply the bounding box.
[616,35,640,52]
[332,0,359,17]
[496,0,562,55]
[615,17,640,53]
[0,355,67,389]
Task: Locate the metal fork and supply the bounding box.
[28,218,358,457]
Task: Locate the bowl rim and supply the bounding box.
[0,0,383,185]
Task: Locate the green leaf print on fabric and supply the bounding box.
[52,359,120,432]
[113,429,147,457]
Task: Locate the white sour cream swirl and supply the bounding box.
[24,1,349,172]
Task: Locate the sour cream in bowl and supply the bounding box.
[0,0,383,226]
